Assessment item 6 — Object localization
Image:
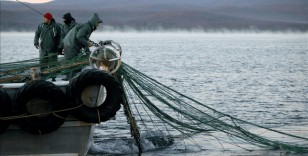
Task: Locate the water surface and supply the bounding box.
[1,32,307,156]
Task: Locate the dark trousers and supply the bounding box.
[63,45,82,80]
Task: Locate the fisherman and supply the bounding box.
[58,13,77,54]
[63,13,103,80]
[34,12,62,81]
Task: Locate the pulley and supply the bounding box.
[89,40,122,74]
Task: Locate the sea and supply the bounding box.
[1,31,308,156]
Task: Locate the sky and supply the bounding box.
[6,0,53,3]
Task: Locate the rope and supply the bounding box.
[0,103,84,120]
[16,0,44,16]
[95,107,101,123]
[52,112,78,121]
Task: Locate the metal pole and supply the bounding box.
[117,72,142,155]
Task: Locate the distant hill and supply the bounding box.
[1,0,307,31]
[209,4,308,23]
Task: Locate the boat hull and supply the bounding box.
[0,121,94,156]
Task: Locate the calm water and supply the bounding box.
[1,32,308,156]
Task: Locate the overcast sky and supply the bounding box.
[5,0,53,3]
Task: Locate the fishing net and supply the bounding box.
[0,52,90,83]
[0,55,307,153]
[114,62,308,153]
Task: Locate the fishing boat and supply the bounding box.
[0,41,130,156]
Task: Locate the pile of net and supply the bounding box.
[0,52,90,83]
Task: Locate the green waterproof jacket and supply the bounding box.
[59,19,77,48]
[63,13,102,60]
[34,18,61,52]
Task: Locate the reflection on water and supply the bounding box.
[1,32,307,155]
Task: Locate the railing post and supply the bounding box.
[30,67,41,81]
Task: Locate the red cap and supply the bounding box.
[44,12,52,20]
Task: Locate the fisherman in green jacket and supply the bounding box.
[34,12,61,81]
[63,13,103,80]
[58,13,77,54]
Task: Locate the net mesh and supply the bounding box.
[115,62,308,153]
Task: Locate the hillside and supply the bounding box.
[1,0,307,31]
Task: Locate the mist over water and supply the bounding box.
[2,25,308,34]
[1,32,307,155]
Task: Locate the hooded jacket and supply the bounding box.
[63,13,102,52]
[34,18,61,52]
[59,19,77,48]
